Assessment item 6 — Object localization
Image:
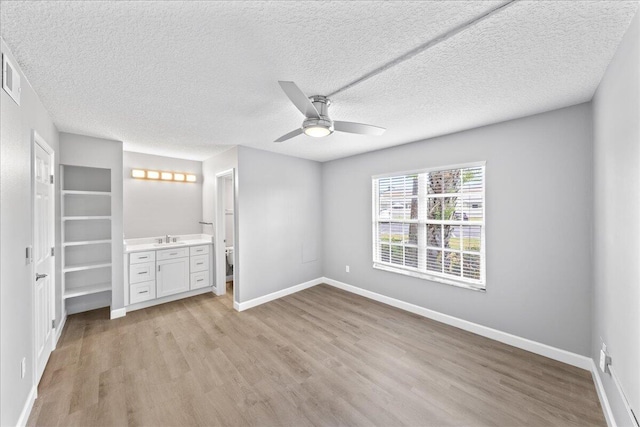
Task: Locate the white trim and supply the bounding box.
[215,169,237,306]
[235,278,324,312]
[373,263,485,292]
[371,160,487,179]
[591,360,617,427]
[31,130,56,388]
[322,277,592,370]
[54,310,67,348]
[16,385,37,427]
[110,307,126,319]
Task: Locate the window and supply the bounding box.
[372,163,485,291]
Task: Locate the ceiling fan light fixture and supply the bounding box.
[302,116,333,138]
[304,125,331,138]
[274,81,385,143]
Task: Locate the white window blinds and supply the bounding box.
[372,164,485,291]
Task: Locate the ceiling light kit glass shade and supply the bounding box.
[301,113,334,138]
[131,169,196,183]
[303,126,332,137]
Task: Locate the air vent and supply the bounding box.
[2,53,21,106]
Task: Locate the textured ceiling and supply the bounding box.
[1,1,638,162]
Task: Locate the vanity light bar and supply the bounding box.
[131,169,197,183]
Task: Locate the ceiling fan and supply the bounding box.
[274,81,386,143]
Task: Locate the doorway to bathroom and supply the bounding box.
[215,169,237,306]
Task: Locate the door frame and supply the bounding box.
[215,168,238,307]
[31,130,56,386]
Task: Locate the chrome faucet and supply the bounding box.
[165,234,171,243]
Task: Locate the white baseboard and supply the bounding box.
[16,385,37,427]
[322,277,592,371]
[110,307,126,319]
[235,277,324,312]
[54,310,67,347]
[591,360,617,427]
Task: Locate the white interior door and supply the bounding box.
[34,134,54,383]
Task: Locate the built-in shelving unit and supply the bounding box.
[62,216,112,221]
[62,190,111,196]
[61,165,113,303]
[63,282,112,299]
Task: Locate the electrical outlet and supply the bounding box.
[345,265,350,273]
[20,358,26,379]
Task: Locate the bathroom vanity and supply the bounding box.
[124,234,215,310]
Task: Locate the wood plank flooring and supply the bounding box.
[28,284,605,426]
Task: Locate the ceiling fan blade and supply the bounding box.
[334,121,386,136]
[274,128,303,143]
[278,81,320,119]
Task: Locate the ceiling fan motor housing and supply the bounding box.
[303,95,334,134]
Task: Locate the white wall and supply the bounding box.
[322,103,593,356]
[0,38,60,427]
[59,133,124,314]
[236,146,323,302]
[123,151,202,239]
[592,10,640,425]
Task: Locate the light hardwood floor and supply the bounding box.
[28,284,605,426]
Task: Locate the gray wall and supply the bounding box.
[123,151,202,239]
[0,39,60,427]
[202,146,237,234]
[202,146,238,293]
[592,10,639,425]
[322,103,593,356]
[237,146,323,302]
[59,133,124,314]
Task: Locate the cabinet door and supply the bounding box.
[157,257,189,298]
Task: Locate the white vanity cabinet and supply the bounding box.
[129,250,156,303]
[189,245,210,290]
[157,249,190,298]
[126,241,214,309]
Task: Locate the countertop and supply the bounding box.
[124,234,214,253]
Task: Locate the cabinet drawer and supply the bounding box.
[157,247,189,261]
[130,262,155,284]
[130,280,156,304]
[190,271,210,290]
[190,254,209,273]
[189,245,210,256]
[130,251,155,265]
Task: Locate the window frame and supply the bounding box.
[371,162,486,292]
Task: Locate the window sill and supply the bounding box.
[373,263,486,292]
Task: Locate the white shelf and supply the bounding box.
[63,261,112,273]
[63,216,111,221]
[62,190,111,196]
[64,282,111,299]
[63,239,112,247]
